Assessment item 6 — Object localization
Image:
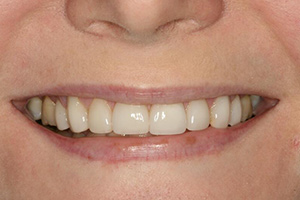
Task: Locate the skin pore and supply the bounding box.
[1,0,300,199]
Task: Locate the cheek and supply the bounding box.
[0,0,44,53]
[250,0,300,31]
[250,0,300,65]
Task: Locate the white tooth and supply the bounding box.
[250,95,261,110]
[55,100,69,131]
[88,99,112,134]
[67,97,88,133]
[187,100,210,131]
[210,96,230,129]
[241,95,253,122]
[150,104,186,135]
[42,97,56,126]
[229,95,242,126]
[27,97,42,120]
[112,103,149,135]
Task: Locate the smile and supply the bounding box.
[14,90,278,163]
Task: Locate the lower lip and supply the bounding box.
[37,118,256,163]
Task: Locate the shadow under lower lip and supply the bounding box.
[35,116,258,163]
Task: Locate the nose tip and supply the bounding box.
[110,0,187,35]
[66,0,224,41]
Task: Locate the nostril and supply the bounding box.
[155,18,206,35]
[65,0,130,38]
[84,20,127,38]
[65,0,224,41]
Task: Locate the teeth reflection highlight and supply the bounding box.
[55,100,69,131]
[27,97,42,120]
[26,94,267,137]
[67,97,88,133]
[210,96,230,129]
[42,97,56,126]
[113,103,149,135]
[150,104,186,135]
[88,99,112,134]
[187,100,210,131]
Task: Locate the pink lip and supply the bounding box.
[35,116,258,163]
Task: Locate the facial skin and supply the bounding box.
[1,0,300,199]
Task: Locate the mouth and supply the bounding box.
[13,86,278,163]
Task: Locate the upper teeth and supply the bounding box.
[210,96,231,129]
[113,103,149,135]
[229,95,242,126]
[88,99,112,134]
[41,96,56,126]
[150,103,187,135]
[26,95,256,136]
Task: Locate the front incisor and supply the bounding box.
[113,103,149,135]
[150,103,187,135]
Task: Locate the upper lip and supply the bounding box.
[12,83,276,105]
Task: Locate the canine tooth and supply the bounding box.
[187,100,210,131]
[42,96,56,126]
[150,104,186,135]
[112,103,149,135]
[210,96,230,129]
[27,97,42,120]
[241,95,253,122]
[55,100,69,131]
[229,95,242,126]
[67,97,88,133]
[88,99,112,134]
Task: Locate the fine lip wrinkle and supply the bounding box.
[11,83,278,105]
